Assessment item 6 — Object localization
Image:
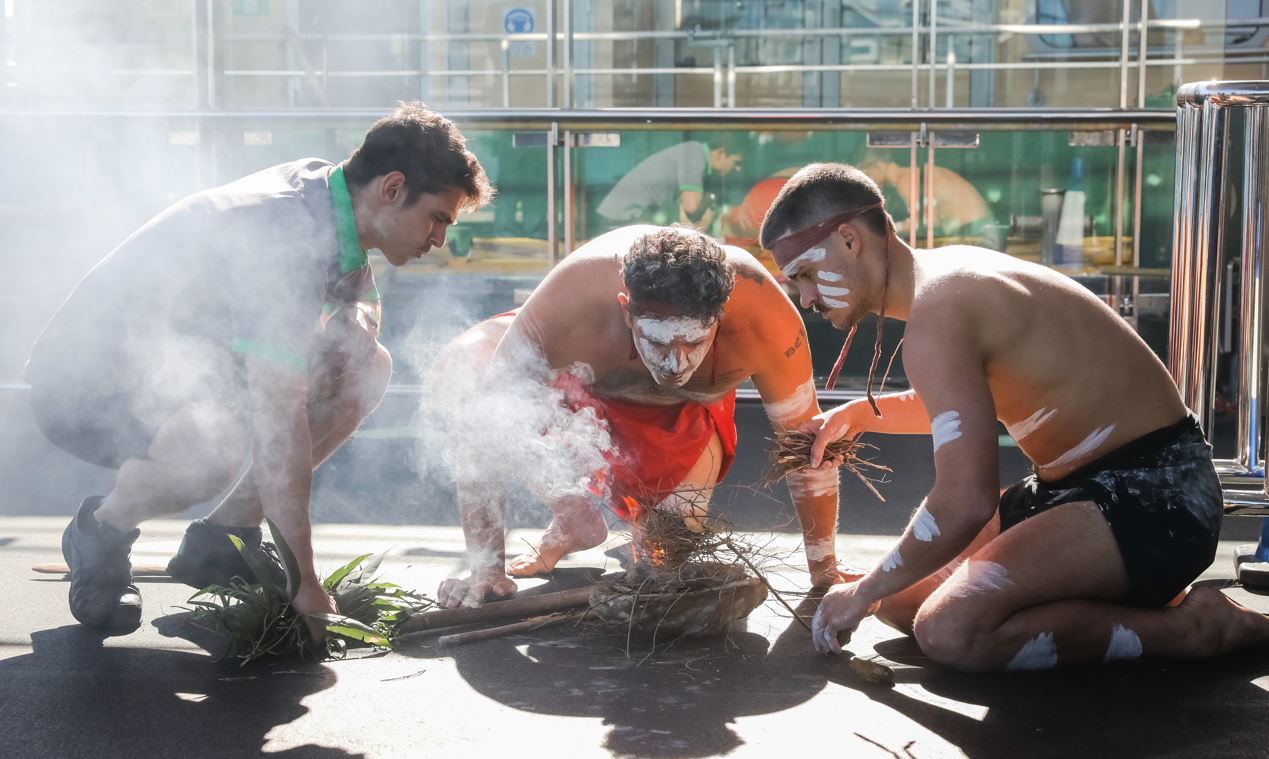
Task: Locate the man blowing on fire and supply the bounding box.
[435,225,849,608]
[761,162,1269,670]
[26,102,492,634]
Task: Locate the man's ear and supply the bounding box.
[617,291,633,328]
[837,222,860,257]
[379,171,407,205]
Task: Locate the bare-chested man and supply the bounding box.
[434,225,849,609]
[758,162,1269,670]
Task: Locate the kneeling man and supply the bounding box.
[760,162,1269,669]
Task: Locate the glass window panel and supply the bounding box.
[1139,0,1269,108]
[1,1,196,109]
[0,116,202,382]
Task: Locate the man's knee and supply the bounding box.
[336,342,393,415]
[912,602,998,672]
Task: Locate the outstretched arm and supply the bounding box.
[748,284,848,589]
[244,357,338,625]
[435,311,552,608]
[806,388,931,467]
[810,313,1001,653]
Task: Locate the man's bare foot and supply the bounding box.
[507,509,608,577]
[1175,586,1269,655]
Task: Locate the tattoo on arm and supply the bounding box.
[783,329,805,358]
[735,267,767,287]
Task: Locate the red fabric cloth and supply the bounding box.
[554,373,738,522]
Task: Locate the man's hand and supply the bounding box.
[437,570,518,609]
[292,577,339,645]
[811,580,881,654]
[805,399,879,468]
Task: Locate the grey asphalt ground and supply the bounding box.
[3,396,1269,758]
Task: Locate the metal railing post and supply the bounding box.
[1238,108,1267,476]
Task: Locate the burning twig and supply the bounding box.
[764,430,892,502]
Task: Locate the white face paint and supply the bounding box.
[779,246,827,278]
[762,379,817,423]
[818,295,850,309]
[947,560,1012,598]
[931,411,963,452]
[1104,624,1142,662]
[815,284,851,297]
[1039,425,1116,470]
[880,546,903,572]
[804,536,836,563]
[1007,632,1058,671]
[816,271,845,283]
[786,466,839,498]
[912,505,941,542]
[1007,407,1057,442]
[632,316,715,388]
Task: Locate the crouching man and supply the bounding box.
[435,225,852,609]
[27,103,492,633]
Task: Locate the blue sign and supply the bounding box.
[504,8,535,34]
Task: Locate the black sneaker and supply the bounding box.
[61,496,142,633]
[166,519,287,590]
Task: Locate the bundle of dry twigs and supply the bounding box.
[764,430,892,502]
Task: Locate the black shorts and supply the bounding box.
[998,414,1223,607]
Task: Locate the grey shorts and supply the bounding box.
[26,349,245,470]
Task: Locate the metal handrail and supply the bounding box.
[0,107,1177,128]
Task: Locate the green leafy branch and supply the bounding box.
[186,519,434,665]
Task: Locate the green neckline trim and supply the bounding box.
[329,165,368,274]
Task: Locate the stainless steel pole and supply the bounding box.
[1238,107,1266,475]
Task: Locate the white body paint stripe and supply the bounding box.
[804,536,836,563]
[1007,407,1057,441]
[818,296,849,309]
[787,466,839,498]
[931,411,963,452]
[1040,425,1116,470]
[948,560,1012,598]
[816,284,851,297]
[881,546,903,572]
[1007,632,1058,670]
[762,379,817,422]
[912,505,941,542]
[1104,625,1143,662]
[816,271,844,282]
[780,246,827,276]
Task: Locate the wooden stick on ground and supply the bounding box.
[32,562,171,577]
[432,612,580,649]
[397,584,599,635]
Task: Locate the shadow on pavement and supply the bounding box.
[858,621,1269,757]
[0,624,355,758]
[398,587,865,757]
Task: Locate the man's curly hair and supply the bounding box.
[620,227,735,321]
